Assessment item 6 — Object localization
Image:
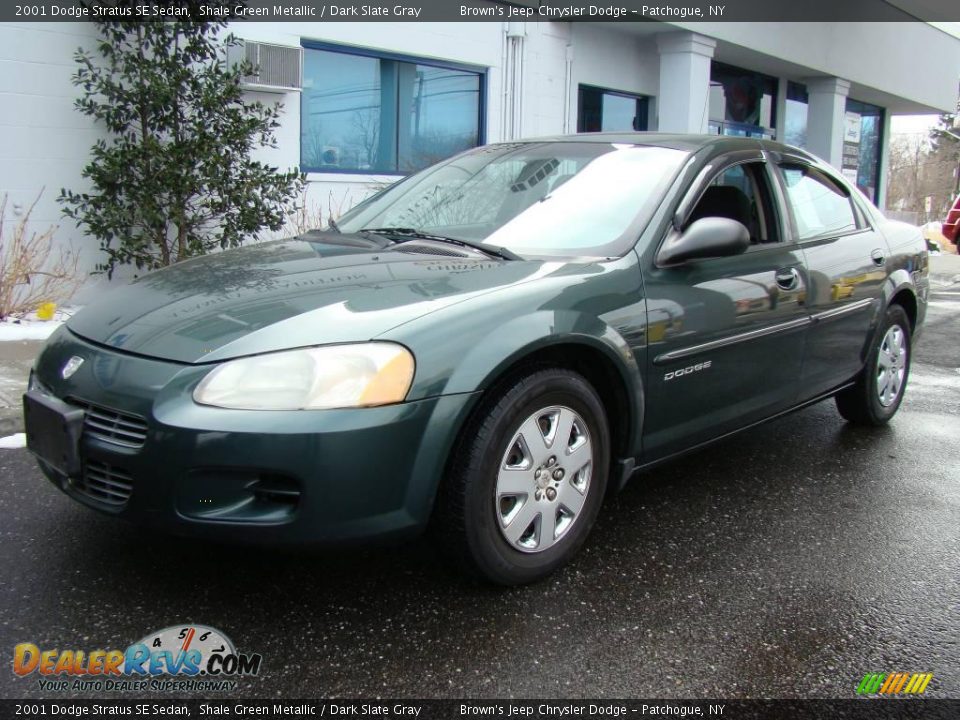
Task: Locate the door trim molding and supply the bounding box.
[653,316,811,365]
[810,298,876,324]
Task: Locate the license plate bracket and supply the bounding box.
[23,390,85,478]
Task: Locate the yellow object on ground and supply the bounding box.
[36,302,56,321]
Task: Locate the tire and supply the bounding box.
[434,368,610,585]
[835,304,912,426]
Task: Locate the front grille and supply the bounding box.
[72,400,149,448]
[75,460,133,508]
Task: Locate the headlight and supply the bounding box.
[193,343,415,410]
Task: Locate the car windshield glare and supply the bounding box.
[336,142,689,258]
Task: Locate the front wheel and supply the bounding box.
[835,304,912,426]
[434,369,610,585]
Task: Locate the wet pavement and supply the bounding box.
[1,288,958,700]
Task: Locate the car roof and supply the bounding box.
[495,132,818,160]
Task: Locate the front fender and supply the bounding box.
[381,256,646,458]
[444,310,639,394]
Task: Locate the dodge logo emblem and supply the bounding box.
[61,356,84,380]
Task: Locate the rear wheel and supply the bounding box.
[835,304,912,426]
[434,369,610,585]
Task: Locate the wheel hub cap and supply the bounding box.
[496,406,593,553]
[876,325,907,408]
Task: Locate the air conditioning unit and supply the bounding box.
[321,146,340,167]
[229,41,302,93]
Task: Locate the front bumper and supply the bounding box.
[27,327,477,545]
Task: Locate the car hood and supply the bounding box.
[67,238,552,364]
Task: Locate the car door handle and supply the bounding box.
[775,267,800,291]
[871,249,886,266]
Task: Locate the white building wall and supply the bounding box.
[0,22,104,288]
[668,21,960,112]
[518,22,570,138]
[569,23,660,130]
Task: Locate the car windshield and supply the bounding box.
[335,142,689,258]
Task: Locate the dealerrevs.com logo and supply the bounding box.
[13,624,262,693]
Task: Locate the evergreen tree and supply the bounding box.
[60,10,304,276]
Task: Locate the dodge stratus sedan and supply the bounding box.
[25,135,927,584]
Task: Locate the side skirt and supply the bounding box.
[617,381,856,487]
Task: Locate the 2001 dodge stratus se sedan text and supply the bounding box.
[24,134,928,584]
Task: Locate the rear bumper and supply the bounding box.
[28,328,477,545]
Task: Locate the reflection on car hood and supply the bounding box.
[66,239,549,364]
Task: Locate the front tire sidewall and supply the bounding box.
[463,373,609,585]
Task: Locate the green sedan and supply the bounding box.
[23,134,928,584]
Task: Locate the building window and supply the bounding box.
[708,62,777,139]
[843,99,884,203]
[300,42,484,174]
[783,81,809,149]
[577,85,649,133]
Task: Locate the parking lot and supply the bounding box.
[1,287,958,700]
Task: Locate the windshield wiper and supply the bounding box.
[359,227,520,261]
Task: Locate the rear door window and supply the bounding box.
[779,164,858,240]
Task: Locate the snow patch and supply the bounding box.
[0,433,26,449]
[0,321,63,341]
[0,307,77,342]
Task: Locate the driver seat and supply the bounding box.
[688,185,754,236]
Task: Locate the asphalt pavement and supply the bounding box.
[0,288,958,700]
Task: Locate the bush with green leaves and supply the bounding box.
[60,14,304,276]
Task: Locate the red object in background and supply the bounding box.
[944,194,960,244]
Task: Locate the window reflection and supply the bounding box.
[301,46,482,174]
[577,85,649,132]
[844,99,884,203]
[781,165,858,239]
[708,62,777,139]
[783,81,809,149]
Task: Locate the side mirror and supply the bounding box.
[657,217,750,266]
